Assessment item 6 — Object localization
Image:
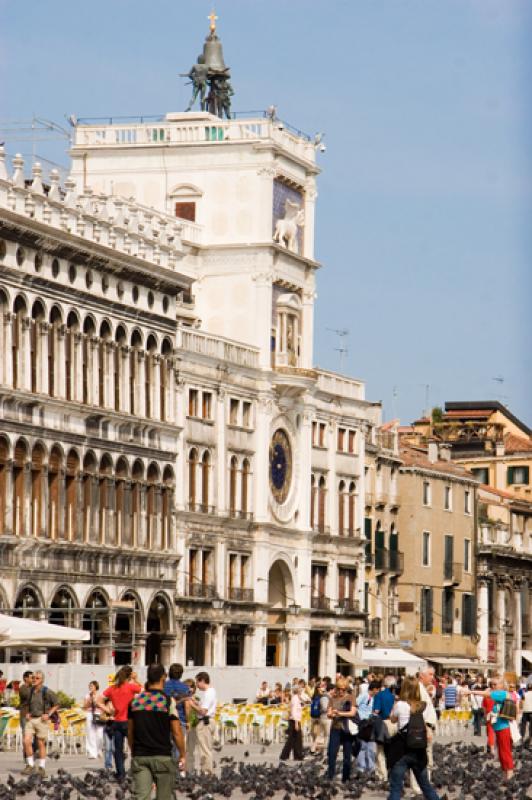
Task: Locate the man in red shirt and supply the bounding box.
[101,666,141,781]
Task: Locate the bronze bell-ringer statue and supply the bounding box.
[181,11,234,119]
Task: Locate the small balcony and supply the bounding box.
[442,618,453,635]
[187,583,217,599]
[228,587,254,603]
[443,562,462,585]
[338,597,362,615]
[311,595,331,611]
[365,617,382,639]
[187,502,216,514]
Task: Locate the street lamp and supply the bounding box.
[211,598,225,611]
[287,603,301,616]
[334,604,346,616]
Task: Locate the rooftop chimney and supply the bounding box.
[439,443,452,462]
[428,440,438,464]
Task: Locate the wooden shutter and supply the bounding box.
[507,466,514,485]
[175,202,196,221]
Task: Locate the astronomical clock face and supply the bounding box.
[269,429,292,504]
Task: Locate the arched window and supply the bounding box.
[31,300,45,393]
[31,443,45,537]
[130,329,142,415]
[201,451,210,511]
[64,449,79,541]
[348,481,356,536]
[98,454,113,545]
[242,459,250,516]
[338,480,346,536]
[13,439,27,536]
[160,338,172,421]
[48,306,62,398]
[318,476,326,533]
[12,295,28,390]
[115,457,129,547]
[132,460,144,547]
[145,335,157,419]
[65,311,79,401]
[162,466,174,550]
[147,463,159,549]
[229,456,238,516]
[114,325,126,411]
[82,452,97,543]
[99,321,112,408]
[48,446,63,539]
[188,449,198,510]
[82,317,96,405]
[0,437,9,534]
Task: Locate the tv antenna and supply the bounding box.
[327,327,349,372]
[492,375,508,404]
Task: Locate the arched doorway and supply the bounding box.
[146,595,171,665]
[266,560,294,667]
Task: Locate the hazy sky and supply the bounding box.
[2,0,531,426]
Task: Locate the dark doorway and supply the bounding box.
[226,626,244,666]
[308,630,321,678]
[146,632,162,664]
[186,622,207,667]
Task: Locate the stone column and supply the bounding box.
[477,577,489,664]
[213,623,226,667]
[22,462,32,537]
[286,629,298,668]
[326,631,337,677]
[299,408,313,530]
[303,180,317,261]
[20,317,32,390]
[89,337,99,406]
[318,632,328,678]
[121,346,130,414]
[243,626,255,667]
[152,355,161,420]
[74,333,84,401]
[133,633,147,666]
[105,342,114,408]
[204,626,213,667]
[514,583,523,677]
[497,579,506,674]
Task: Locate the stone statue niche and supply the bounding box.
[273,199,305,253]
[181,13,234,119]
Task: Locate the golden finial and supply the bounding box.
[208,9,218,34]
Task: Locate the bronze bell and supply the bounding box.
[202,34,227,73]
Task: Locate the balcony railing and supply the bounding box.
[442,618,453,635]
[388,550,404,575]
[338,598,362,615]
[187,502,216,514]
[187,583,216,599]
[311,595,331,611]
[365,618,382,639]
[228,587,254,602]
[443,562,462,585]
[228,509,254,521]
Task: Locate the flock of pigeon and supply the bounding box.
[0,741,530,800]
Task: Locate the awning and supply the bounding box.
[522,651,532,664]
[0,613,90,648]
[362,647,426,670]
[336,647,367,668]
[424,656,493,670]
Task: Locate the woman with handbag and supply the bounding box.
[385,676,441,800]
[83,681,105,759]
[473,676,514,779]
[326,678,357,783]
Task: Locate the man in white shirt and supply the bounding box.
[410,667,438,796]
[194,671,217,774]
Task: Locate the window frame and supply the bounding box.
[422,530,431,567]
[422,480,431,507]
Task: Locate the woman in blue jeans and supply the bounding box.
[386,676,441,800]
[326,678,357,783]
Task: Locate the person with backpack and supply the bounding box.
[385,675,441,800]
[472,675,515,779]
[310,682,330,753]
[22,671,60,777]
[326,677,357,783]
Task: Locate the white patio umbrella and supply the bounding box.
[0,613,90,648]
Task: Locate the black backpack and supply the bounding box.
[405,708,427,750]
[310,694,322,719]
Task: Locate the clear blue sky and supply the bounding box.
[2,0,530,426]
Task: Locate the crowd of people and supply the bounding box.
[10,664,532,800]
[263,668,532,799]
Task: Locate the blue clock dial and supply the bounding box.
[269,429,292,504]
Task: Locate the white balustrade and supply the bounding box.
[177,327,259,369]
[316,369,364,401]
